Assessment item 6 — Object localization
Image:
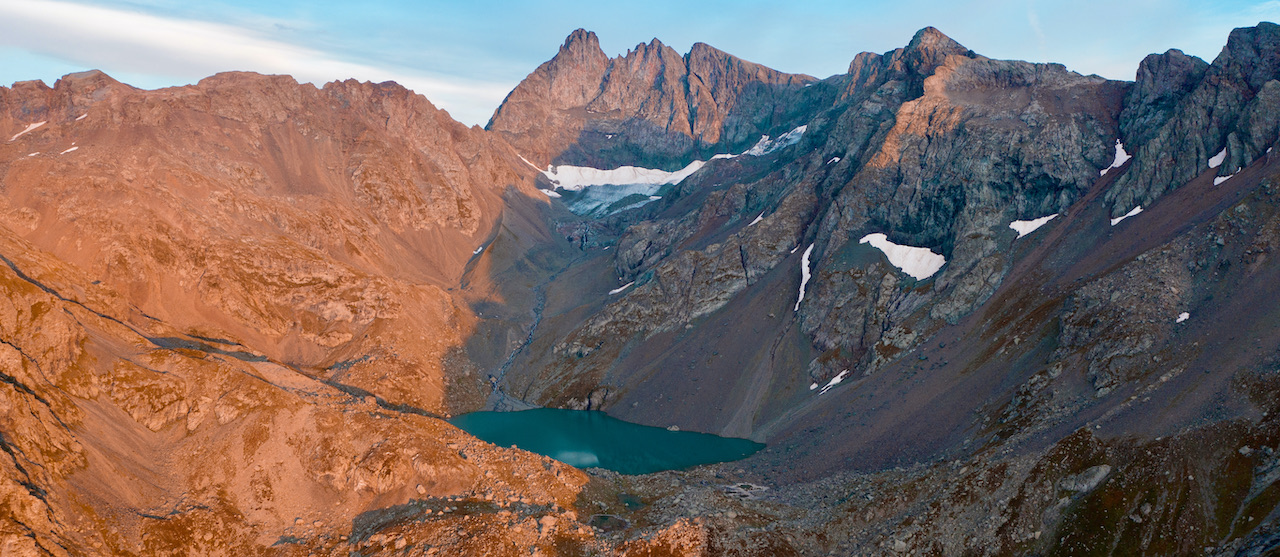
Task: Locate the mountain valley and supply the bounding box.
[1,23,1279,556]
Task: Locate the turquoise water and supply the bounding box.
[449,409,764,475]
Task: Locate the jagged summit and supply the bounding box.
[558,28,606,60]
[487,28,815,168]
[847,25,972,80]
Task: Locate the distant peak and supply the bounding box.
[563,28,601,51]
[907,26,965,53]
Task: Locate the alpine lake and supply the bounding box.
[449,408,764,475]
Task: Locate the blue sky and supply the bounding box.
[2,0,1279,126]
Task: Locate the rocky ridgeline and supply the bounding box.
[1111,22,1280,214]
[487,29,822,170]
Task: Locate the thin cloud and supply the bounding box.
[0,0,511,125]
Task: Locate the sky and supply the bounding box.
[2,0,1279,127]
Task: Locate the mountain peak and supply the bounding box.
[563,28,600,51]
[906,26,967,55]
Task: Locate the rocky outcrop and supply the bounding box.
[1109,22,1280,214]
[487,29,818,169]
[1119,49,1209,148]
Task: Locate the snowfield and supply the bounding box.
[1009,214,1058,238]
[859,233,946,280]
[541,160,706,191]
[743,125,806,157]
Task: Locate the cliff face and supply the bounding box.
[507,27,1129,424]
[486,29,818,169]
[1109,22,1280,213]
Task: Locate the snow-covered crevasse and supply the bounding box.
[794,244,814,311]
[858,234,946,280]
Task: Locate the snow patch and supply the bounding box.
[1110,205,1143,226]
[743,125,806,157]
[1209,147,1227,169]
[60,146,78,154]
[609,282,634,295]
[809,383,819,391]
[1176,312,1190,323]
[794,244,814,311]
[819,369,850,395]
[9,121,46,142]
[648,195,661,200]
[827,156,840,165]
[710,153,736,160]
[858,233,946,280]
[27,152,38,157]
[1099,140,1131,175]
[473,245,484,255]
[748,212,764,226]
[541,160,705,191]
[540,188,561,198]
[1009,213,1058,239]
[1213,174,1233,186]
[76,113,87,121]
[517,154,541,170]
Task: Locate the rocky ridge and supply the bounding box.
[487,29,820,170]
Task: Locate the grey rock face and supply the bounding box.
[1119,49,1209,148]
[1109,22,1280,214]
[521,27,1132,408]
[795,52,1126,379]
